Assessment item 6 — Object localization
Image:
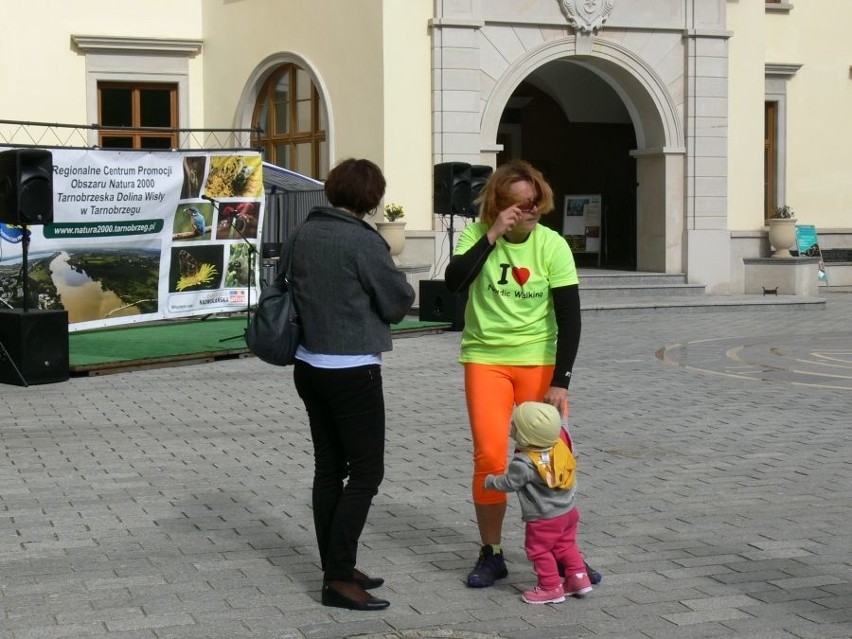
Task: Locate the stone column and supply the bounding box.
[431,16,484,165]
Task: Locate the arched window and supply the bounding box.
[252,64,328,179]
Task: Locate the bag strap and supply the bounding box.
[278,226,300,287]
[286,227,298,278]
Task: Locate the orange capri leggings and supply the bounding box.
[464,362,558,505]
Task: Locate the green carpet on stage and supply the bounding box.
[69,316,449,374]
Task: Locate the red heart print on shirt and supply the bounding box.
[512,267,530,286]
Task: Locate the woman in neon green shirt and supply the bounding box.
[445,160,586,588]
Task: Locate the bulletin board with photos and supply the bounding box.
[562,194,602,264]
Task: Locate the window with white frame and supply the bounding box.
[71,35,201,148]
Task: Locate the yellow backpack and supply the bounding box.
[524,438,576,489]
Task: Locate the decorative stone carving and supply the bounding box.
[559,0,615,34]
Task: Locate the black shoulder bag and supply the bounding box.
[244,236,301,366]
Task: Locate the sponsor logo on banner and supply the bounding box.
[0,223,28,244]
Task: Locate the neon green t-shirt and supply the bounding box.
[454,222,578,365]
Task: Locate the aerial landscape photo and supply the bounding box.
[0,248,160,323]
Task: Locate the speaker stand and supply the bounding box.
[21,223,31,311]
[0,338,28,386]
[3,223,32,385]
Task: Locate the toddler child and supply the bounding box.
[484,401,593,604]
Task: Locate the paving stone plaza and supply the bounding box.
[1,291,850,638]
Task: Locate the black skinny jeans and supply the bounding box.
[293,361,385,583]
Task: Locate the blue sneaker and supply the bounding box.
[585,560,602,585]
[466,545,508,587]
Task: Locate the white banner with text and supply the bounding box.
[0,149,264,332]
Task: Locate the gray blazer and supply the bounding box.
[287,207,415,355]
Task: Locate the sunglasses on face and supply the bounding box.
[516,200,539,214]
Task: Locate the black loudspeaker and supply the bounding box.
[469,165,493,217]
[419,280,467,331]
[261,242,282,259]
[0,309,69,386]
[434,162,471,217]
[0,148,54,225]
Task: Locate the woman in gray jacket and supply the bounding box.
[289,158,415,611]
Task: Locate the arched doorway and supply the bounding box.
[496,60,637,269]
[480,38,685,275]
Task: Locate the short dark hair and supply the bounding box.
[324,158,386,215]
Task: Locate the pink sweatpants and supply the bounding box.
[524,508,585,589]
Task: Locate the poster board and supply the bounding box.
[0,148,265,331]
[795,224,828,284]
[562,194,601,259]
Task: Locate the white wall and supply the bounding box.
[0,1,203,124]
[202,0,385,160]
[769,2,852,227]
[727,0,766,232]
[201,0,433,232]
[380,0,433,232]
[1,0,436,235]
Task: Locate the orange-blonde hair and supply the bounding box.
[475,159,555,225]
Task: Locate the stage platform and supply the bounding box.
[69,316,450,376]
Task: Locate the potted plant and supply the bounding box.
[376,202,406,263]
[383,202,405,222]
[768,205,797,258]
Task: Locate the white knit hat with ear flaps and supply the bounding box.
[511,401,562,449]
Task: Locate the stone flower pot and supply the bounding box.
[768,217,797,258]
[376,221,406,264]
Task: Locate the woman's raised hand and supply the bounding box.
[487,205,521,244]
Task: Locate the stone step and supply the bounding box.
[579,271,689,288]
[580,294,826,314]
[578,270,705,300]
[411,270,829,320]
[574,269,827,312]
[580,282,707,299]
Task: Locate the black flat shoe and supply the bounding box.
[321,584,389,611]
[353,569,384,590]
